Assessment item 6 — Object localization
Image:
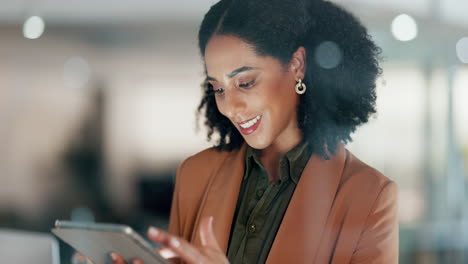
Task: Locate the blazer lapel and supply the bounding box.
[190,144,247,252]
[266,144,347,264]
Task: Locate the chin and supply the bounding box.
[244,136,271,150]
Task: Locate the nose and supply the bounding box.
[223,89,247,120]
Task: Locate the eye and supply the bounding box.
[213,87,225,94]
[207,81,225,95]
[238,80,255,89]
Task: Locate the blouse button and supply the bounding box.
[256,189,264,199]
[248,223,257,233]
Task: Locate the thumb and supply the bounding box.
[199,216,221,251]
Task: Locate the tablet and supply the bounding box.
[51,220,169,264]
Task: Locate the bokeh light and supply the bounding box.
[70,207,95,223]
[456,37,468,63]
[23,16,45,39]
[314,41,342,69]
[391,14,418,42]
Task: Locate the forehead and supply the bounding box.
[204,35,263,77]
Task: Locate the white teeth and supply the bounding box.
[240,115,261,129]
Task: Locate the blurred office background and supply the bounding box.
[0,0,467,263]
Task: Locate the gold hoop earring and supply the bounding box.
[295,79,306,95]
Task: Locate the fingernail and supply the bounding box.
[149,227,159,236]
[110,252,117,261]
[170,238,181,248]
[132,259,143,264]
[209,216,214,230]
[105,253,115,264]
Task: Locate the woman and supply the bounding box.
[110,0,399,263]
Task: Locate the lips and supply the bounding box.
[237,115,262,135]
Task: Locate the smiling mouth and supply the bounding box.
[238,115,261,128]
[237,115,262,135]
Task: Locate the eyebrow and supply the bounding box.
[207,66,259,82]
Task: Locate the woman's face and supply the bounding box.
[204,35,304,150]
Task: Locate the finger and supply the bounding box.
[167,236,206,264]
[72,252,92,264]
[131,258,143,264]
[199,216,222,251]
[148,227,179,246]
[147,233,179,260]
[157,247,179,259]
[110,252,127,264]
[148,227,204,263]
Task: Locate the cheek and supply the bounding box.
[214,97,227,116]
[264,81,298,122]
[264,79,296,107]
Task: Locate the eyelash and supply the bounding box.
[208,80,255,95]
[207,83,224,95]
[213,87,225,94]
[238,80,255,88]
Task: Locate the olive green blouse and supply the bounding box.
[226,141,312,264]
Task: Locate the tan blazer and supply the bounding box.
[168,143,398,263]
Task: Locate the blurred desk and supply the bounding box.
[0,229,60,264]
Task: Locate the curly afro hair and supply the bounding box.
[197,0,382,158]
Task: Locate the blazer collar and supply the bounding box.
[190,142,346,263]
[266,144,347,263]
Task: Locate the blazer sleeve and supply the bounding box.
[350,181,399,264]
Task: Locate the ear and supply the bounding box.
[289,46,307,80]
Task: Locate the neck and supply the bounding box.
[260,129,303,160]
[258,130,303,182]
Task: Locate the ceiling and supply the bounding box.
[0,0,467,28]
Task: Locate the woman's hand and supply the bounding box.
[71,252,93,264]
[111,216,229,264]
